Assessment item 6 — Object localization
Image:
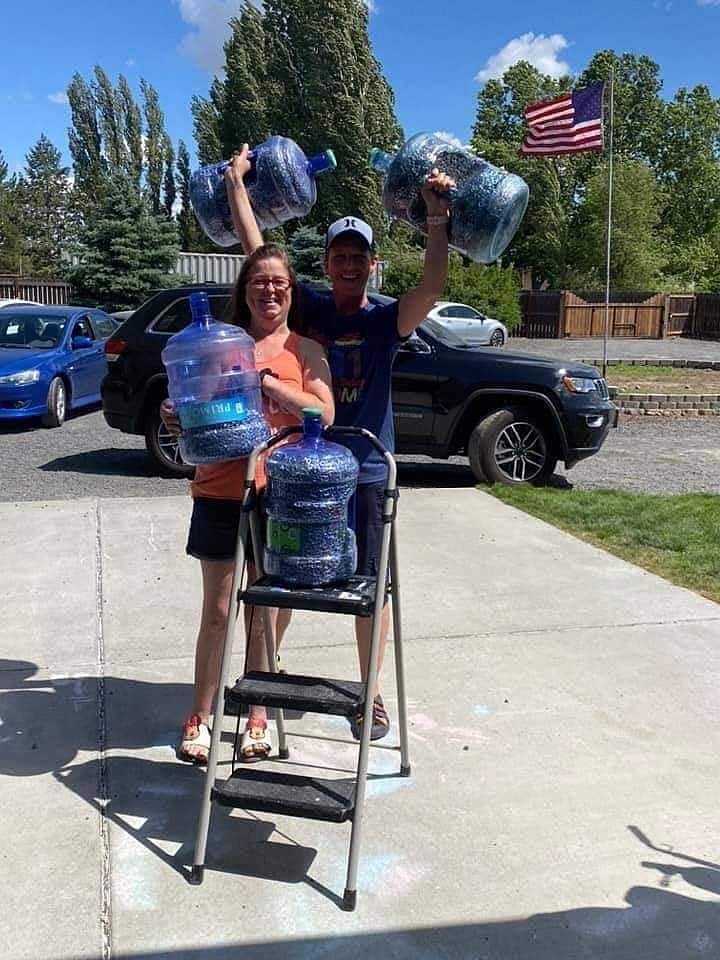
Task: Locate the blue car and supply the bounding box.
[0,305,117,427]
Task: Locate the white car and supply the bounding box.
[0,298,42,309]
[424,301,507,347]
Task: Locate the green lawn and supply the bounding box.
[608,364,720,394]
[490,487,720,604]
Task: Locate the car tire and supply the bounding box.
[144,404,195,479]
[41,377,67,428]
[489,329,505,347]
[469,407,556,486]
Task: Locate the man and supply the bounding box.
[225,145,453,740]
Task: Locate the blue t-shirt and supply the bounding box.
[300,285,401,483]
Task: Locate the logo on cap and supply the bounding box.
[326,216,373,249]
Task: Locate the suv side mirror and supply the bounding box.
[401,335,431,355]
[71,335,93,350]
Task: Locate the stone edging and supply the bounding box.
[608,388,720,416]
[581,357,720,416]
[580,358,720,370]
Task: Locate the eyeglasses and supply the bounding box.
[247,275,292,291]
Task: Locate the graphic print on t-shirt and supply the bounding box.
[329,332,366,406]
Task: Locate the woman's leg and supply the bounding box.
[180,558,235,762]
[240,565,292,759]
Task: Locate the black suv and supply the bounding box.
[101,284,617,485]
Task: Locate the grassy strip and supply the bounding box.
[609,364,720,393]
[490,487,720,604]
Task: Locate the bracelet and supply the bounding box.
[426,215,449,226]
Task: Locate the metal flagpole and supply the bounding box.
[602,69,615,379]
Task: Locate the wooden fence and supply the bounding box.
[0,275,71,305]
[693,294,720,340]
[516,290,699,339]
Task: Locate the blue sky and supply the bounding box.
[1,0,719,176]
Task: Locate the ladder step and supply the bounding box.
[240,575,379,616]
[225,671,366,717]
[212,769,355,823]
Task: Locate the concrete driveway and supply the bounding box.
[1,489,719,959]
[509,336,720,363]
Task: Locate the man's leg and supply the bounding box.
[350,480,391,740]
[355,605,389,699]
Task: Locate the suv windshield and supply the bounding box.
[0,313,67,349]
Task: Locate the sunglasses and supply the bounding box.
[247,275,292,291]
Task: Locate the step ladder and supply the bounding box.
[189,425,410,910]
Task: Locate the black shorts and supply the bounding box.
[186,497,255,563]
[348,480,388,578]
[188,482,390,577]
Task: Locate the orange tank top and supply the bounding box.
[191,331,308,500]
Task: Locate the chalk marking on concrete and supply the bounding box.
[94,501,112,960]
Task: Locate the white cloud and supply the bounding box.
[365,0,378,12]
[698,0,720,6]
[48,91,69,105]
[175,0,244,73]
[475,32,571,83]
[433,131,469,149]
[125,58,136,67]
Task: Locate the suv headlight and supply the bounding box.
[562,375,596,394]
[0,369,40,385]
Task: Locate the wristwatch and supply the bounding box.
[259,368,279,384]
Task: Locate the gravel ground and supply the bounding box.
[509,337,720,363]
[1,407,718,501]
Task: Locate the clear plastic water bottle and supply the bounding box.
[264,409,359,586]
[161,292,270,464]
[369,132,529,264]
[190,136,337,247]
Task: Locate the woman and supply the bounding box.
[162,244,333,764]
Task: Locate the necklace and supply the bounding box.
[254,329,290,364]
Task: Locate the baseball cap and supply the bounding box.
[325,216,374,251]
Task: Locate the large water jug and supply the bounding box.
[190,136,337,247]
[264,409,359,586]
[161,292,270,464]
[369,132,529,264]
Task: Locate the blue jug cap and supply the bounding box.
[189,291,214,328]
[306,150,337,177]
[368,147,394,174]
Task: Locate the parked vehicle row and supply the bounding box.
[0,290,617,485]
[100,285,617,485]
[0,305,117,426]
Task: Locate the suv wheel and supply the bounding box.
[469,407,556,485]
[144,403,195,479]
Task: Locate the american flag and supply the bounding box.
[520,82,605,157]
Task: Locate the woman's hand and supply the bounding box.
[160,398,181,436]
[224,144,253,192]
[421,167,456,220]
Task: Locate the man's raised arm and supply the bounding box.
[397,168,454,339]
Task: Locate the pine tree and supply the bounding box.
[287,225,325,281]
[193,0,401,239]
[163,133,177,219]
[263,0,402,233]
[20,135,75,277]
[0,151,23,273]
[142,79,166,214]
[67,72,106,211]
[176,139,204,251]
[118,75,143,185]
[94,66,127,170]
[69,174,179,310]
